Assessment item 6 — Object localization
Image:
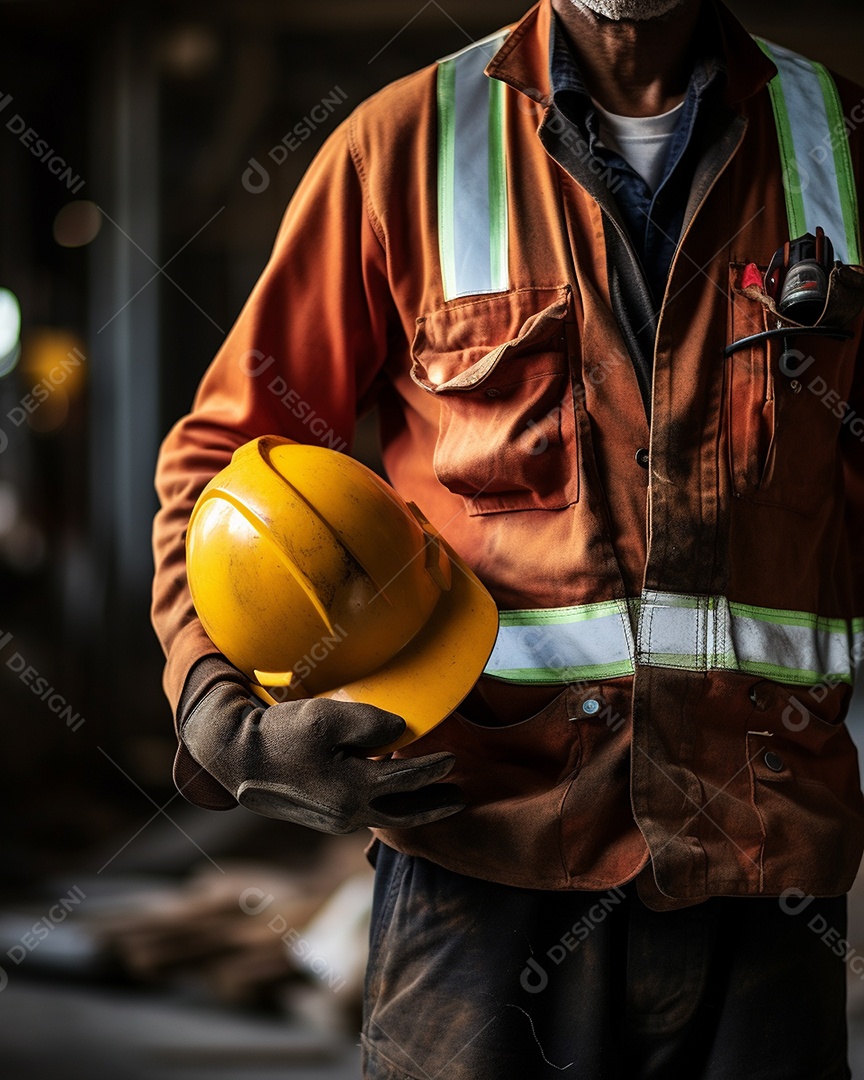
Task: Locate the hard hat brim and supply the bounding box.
[311,538,499,752]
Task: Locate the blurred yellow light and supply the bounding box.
[21,329,87,400]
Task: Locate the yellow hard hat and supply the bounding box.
[186,436,498,751]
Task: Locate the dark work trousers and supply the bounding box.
[361,843,850,1080]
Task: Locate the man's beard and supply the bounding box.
[571,0,687,20]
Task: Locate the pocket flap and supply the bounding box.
[411,286,571,393]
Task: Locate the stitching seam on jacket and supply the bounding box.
[346,115,388,251]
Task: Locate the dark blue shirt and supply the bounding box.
[549,16,724,305]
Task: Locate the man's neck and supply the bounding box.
[551,0,703,117]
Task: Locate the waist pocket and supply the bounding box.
[745,679,864,890]
[410,286,579,516]
[725,262,864,518]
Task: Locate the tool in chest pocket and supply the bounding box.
[725,227,855,359]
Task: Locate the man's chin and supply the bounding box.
[570,0,688,21]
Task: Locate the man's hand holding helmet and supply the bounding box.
[175,437,499,833]
[178,655,465,834]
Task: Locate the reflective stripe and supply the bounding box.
[758,39,861,265]
[637,592,860,686]
[483,592,863,686]
[485,599,637,683]
[437,35,860,301]
[437,32,510,301]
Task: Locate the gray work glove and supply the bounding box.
[177,657,465,834]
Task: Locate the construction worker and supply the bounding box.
[152,0,864,1075]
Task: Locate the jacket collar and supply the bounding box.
[486,0,778,111]
[486,1,553,106]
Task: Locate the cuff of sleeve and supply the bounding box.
[173,742,238,811]
[162,618,223,715]
[167,628,248,812]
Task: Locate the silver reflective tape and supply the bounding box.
[437,31,509,301]
[451,48,493,296]
[486,592,863,687]
[637,591,860,684]
[762,40,856,264]
[728,607,858,680]
[483,602,636,682]
[636,591,736,669]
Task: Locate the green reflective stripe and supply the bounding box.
[758,38,861,266]
[813,61,862,265]
[727,601,850,635]
[758,38,807,238]
[735,660,850,686]
[643,651,741,670]
[487,74,508,291]
[638,654,845,686]
[484,591,863,686]
[488,661,637,685]
[436,32,509,301]
[436,58,457,302]
[497,599,631,627]
[646,658,850,686]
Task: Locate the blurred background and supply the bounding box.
[2,0,864,1077]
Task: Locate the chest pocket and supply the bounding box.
[725,262,864,518]
[410,286,580,516]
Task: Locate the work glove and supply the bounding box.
[177,656,465,834]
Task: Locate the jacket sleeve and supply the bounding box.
[152,116,395,724]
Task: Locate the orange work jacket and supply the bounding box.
[153,0,864,906]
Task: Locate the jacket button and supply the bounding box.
[485,387,501,398]
[582,699,600,715]
[764,751,784,772]
[635,448,649,469]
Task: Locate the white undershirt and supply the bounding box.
[593,98,685,194]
